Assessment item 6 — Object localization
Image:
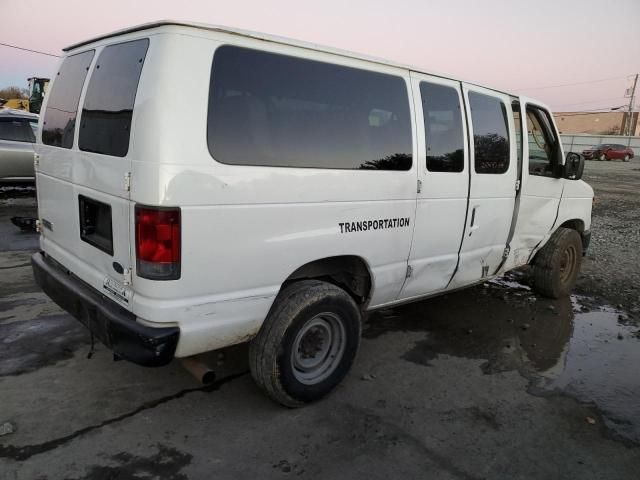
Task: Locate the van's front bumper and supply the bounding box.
[32,252,179,367]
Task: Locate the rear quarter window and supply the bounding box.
[42,50,94,148]
[79,38,149,157]
[207,46,412,170]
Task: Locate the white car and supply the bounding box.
[32,21,593,406]
[0,108,39,182]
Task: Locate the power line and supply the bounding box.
[0,42,61,58]
[516,75,628,91]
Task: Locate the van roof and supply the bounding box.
[63,20,514,98]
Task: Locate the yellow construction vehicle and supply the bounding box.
[0,77,49,113]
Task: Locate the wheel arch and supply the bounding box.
[532,219,589,263]
[559,219,591,255]
[558,218,585,233]
[281,255,374,308]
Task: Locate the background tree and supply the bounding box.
[0,86,29,100]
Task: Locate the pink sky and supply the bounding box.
[1,0,639,112]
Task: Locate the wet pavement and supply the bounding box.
[0,186,39,252]
[536,299,640,443]
[366,277,640,444]
[1,172,640,478]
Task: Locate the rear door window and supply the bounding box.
[208,46,412,170]
[469,92,510,174]
[79,39,149,157]
[42,50,94,148]
[0,117,37,143]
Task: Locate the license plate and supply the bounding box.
[103,276,128,304]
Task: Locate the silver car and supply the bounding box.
[0,108,39,182]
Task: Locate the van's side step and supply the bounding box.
[31,252,179,367]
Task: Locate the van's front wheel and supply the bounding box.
[249,280,361,407]
[532,227,583,298]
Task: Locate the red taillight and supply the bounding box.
[135,205,181,280]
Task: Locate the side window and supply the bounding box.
[42,50,94,148]
[0,118,36,143]
[79,39,149,157]
[207,46,412,170]
[526,106,558,177]
[420,82,464,172]
[511,101,522,168]
[469,92,510,174]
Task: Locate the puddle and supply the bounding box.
[364,275,640,443]
[535,303,640,442]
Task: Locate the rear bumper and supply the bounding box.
[32,252,179,366]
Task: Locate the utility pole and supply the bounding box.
[626,74,638,136]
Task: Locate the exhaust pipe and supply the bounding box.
[180,357,216,384]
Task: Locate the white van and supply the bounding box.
[32,21,593,406]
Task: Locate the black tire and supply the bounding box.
[249,280,361,407]
[532,227,583,298]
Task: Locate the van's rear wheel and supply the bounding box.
[249,280,361,407]
[532,227,583,298]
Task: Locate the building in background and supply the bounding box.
[554,111,639,135]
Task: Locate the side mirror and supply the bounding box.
[563,152,585,180]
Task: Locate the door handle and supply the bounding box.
[469,206,479,235]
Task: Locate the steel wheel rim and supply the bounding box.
[291,312,346,385]
[559,244,577,284]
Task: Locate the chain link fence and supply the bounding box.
[561,134,640,154]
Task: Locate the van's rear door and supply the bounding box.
[36,38,150,309]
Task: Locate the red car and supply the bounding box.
[582,144,634,161]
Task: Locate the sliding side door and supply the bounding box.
[448,85,518,288]
[398,73,469,300]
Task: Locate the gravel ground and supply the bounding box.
[575,159,640,315]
